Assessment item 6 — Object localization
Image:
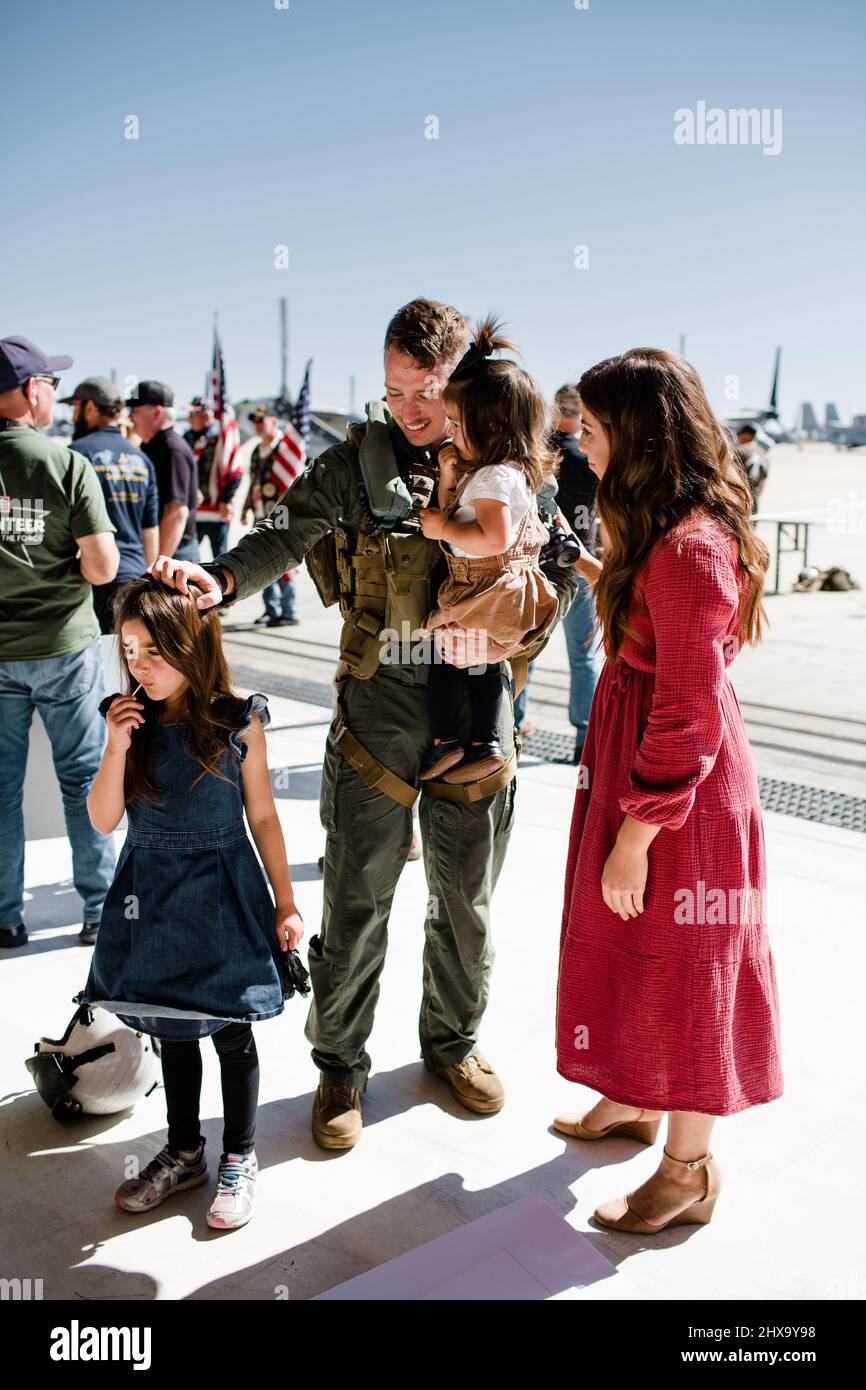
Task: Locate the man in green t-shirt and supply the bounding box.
[0,336,120,948]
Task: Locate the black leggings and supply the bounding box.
[160,1022,259,1158]
[429,658,504,745]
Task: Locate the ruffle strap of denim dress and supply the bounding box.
[227,692,271,760]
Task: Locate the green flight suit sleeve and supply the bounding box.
[215,441,360,601]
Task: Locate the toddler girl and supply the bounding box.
[418,317,558,782]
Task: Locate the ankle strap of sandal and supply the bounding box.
[663,1145,713,1170]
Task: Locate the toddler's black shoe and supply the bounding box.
[443,740,507,783]
[419,738,464,780]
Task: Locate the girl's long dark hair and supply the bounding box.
[114,577,248,805]
[579,347,769,658]
[443,315,557,492]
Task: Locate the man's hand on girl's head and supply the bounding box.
[146,556,225,610]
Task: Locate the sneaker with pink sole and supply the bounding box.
[206,1151,258,1230]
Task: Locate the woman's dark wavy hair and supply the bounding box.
[113,577,248,806]
[579,347,769,658]
[443,315,557,492]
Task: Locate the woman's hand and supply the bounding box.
[420,507,447,540]
[601,816,659,919]
[434,624,512,668]
[276,902,304,952]
[104,695,145,754]
[601,841,648,919]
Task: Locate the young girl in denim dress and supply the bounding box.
[83,576,304,1231]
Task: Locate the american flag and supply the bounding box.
[208,329,243,507]
[271,359,312,495]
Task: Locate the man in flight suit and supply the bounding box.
[151,298,577,1149]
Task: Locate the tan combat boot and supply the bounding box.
[312,1083,362,1150]
[434,1051,504,1114]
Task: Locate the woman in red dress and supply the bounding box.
[554,348,784,1234]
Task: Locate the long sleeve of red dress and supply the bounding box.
[619,528,742,831]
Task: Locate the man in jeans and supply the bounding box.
[550,384,601,764]
[0,336,119,948]
[242,406,299,627]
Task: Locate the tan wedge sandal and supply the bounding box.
[593,1146,721,1233]
[553,1108,663,1145]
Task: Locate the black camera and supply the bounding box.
[537,477,584,568]
[281,948,311,997]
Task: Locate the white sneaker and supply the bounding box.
[206,1151,258,1230]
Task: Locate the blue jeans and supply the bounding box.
[173,536,201,564]
[563,576,600,740]
[262,574,297,620]
[513,663,534,729]
[0,640,116,927]
[196,519,229,560]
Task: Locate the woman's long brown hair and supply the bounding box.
[114,577,248,805]
[443,315,558,492]
[579,348,769,658]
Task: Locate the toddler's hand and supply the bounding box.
[420,507,447,540]
[437,444,460,486]
[276,904,304,951]
[105,695,145,753]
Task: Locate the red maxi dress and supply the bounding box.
[556,512,784,1115]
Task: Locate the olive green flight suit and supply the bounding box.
[217,416,577,1090]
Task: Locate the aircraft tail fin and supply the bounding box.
[768,346,781,414]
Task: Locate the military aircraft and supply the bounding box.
[791,401,866,448]
[723,346,790,446]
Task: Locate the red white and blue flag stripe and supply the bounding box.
[205,329,243,513]
[271,359,312,495]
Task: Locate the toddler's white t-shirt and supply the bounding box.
[448,463,531,558]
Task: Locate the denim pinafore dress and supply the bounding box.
[83,692,291,1041]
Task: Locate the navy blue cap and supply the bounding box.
[0,335,73,394]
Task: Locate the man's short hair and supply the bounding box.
[554,384,582,414]
[95,401,124,423]
[384,298,469,370]
[161,406,176,427]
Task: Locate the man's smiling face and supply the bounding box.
[384,347,451,449]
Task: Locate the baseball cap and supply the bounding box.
[0,335,73,395]
[249,402,275,421]
[59,375,123,408]
[188,395,212,412]
[125,381,174,408]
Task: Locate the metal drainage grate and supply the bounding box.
[231,665,336,712]
[519,728,866,834]
[231,666,866,834]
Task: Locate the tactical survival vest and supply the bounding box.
[305,416,444,679]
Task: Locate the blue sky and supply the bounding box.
[2,0,863,424]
